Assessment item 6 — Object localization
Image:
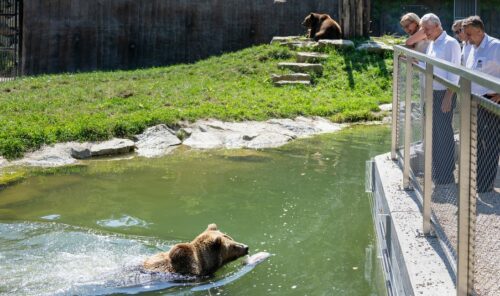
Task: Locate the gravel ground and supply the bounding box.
[431,182,499,296]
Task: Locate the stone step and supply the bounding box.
[274,80,311,86]
[270,36,311,44]
[278,62,323,74]
[296,52,329,63]
[271,73,311,82]
[280,41,318,50]
[318,39,355,50]
[356,41,393,53]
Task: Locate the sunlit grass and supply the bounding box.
[0,41,395,159]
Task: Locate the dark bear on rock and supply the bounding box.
[302,13,342,41]
[143,224,249,276]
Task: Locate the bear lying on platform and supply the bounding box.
[143,224,249,276]
[302,12,342,41]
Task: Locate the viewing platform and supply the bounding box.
[368,45,500,296]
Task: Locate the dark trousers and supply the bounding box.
[476,105,500,193]
[432,90,456,184]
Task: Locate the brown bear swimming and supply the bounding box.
[302,12,342,41]
[143,224,249,276]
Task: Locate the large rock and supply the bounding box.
[182,117,343,150]
[0,156,7,167]
[17,142,85,167]
[356,41,393,53]
[90,138,135,157]
[246,133,294,149]
[318,39,354,50]
[134,124,181,157]
[379,103,392,112]
[268,116,343,137]
[182,120,296,149]
[278,62,323,74]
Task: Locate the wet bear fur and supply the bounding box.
[302,12,342,41]
[143,224,249,276]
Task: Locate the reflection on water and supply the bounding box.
[0,125,391,295]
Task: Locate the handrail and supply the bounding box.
[392,44,500,296]
[394,45,500,94]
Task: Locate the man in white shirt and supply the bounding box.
[421,13,462,185]
[463,16,500,193]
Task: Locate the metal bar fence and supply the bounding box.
[0,0,21,80]
[392,45,500,296]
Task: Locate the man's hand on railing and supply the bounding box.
[442,90,454,113]
[485,93,500,104]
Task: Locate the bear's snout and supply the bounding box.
[235,243,249,255]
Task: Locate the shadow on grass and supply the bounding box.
[342,50,390,89]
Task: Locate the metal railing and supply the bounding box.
[391,45,500,296]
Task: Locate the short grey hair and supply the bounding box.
[420,13,442,28]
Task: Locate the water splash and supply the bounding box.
[0,222,269,296]
[96,215,151,229]
[0,222,163,296]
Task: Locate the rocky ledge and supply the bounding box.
[0,117,344,169]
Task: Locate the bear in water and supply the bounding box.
[302,12,342,41]
[143,224,248,276]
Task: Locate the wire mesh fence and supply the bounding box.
[471,96,500,296]
[429,88,460,268]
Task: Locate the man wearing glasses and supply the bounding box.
[463,16,500,194]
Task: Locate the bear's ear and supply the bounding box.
[212,236,222,250]
[207,223,218,231]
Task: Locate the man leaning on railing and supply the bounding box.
[463,16,500,194]
[421,13,462,186]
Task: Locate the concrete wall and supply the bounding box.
[22,0,340,75]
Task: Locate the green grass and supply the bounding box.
[0,40,395,159]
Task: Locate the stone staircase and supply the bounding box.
[270,36,392,87]
[270,37,353,87]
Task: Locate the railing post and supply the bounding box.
[457,77,472,296]
[423,62,434,234]
[403,58,413,190]
[391,51,400,160]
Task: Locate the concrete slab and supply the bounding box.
[270,73,310,82]
[296,52,329,63]
[277,62,323,74]
[372,153,455,296]
[273,80,311,86]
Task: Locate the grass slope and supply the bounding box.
[0,41,394,159]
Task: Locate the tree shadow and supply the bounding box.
[341,49,390,89]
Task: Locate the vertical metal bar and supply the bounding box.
[18,0,23,77]
[403,58,413,189]
[457,77,472,296]
[423,63,434,234]
[391,50,399,160]
[468,97,478,296]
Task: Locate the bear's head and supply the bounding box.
[191,223,249,275]
[302,12,319,28]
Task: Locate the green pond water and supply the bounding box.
[0,125,390,296]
